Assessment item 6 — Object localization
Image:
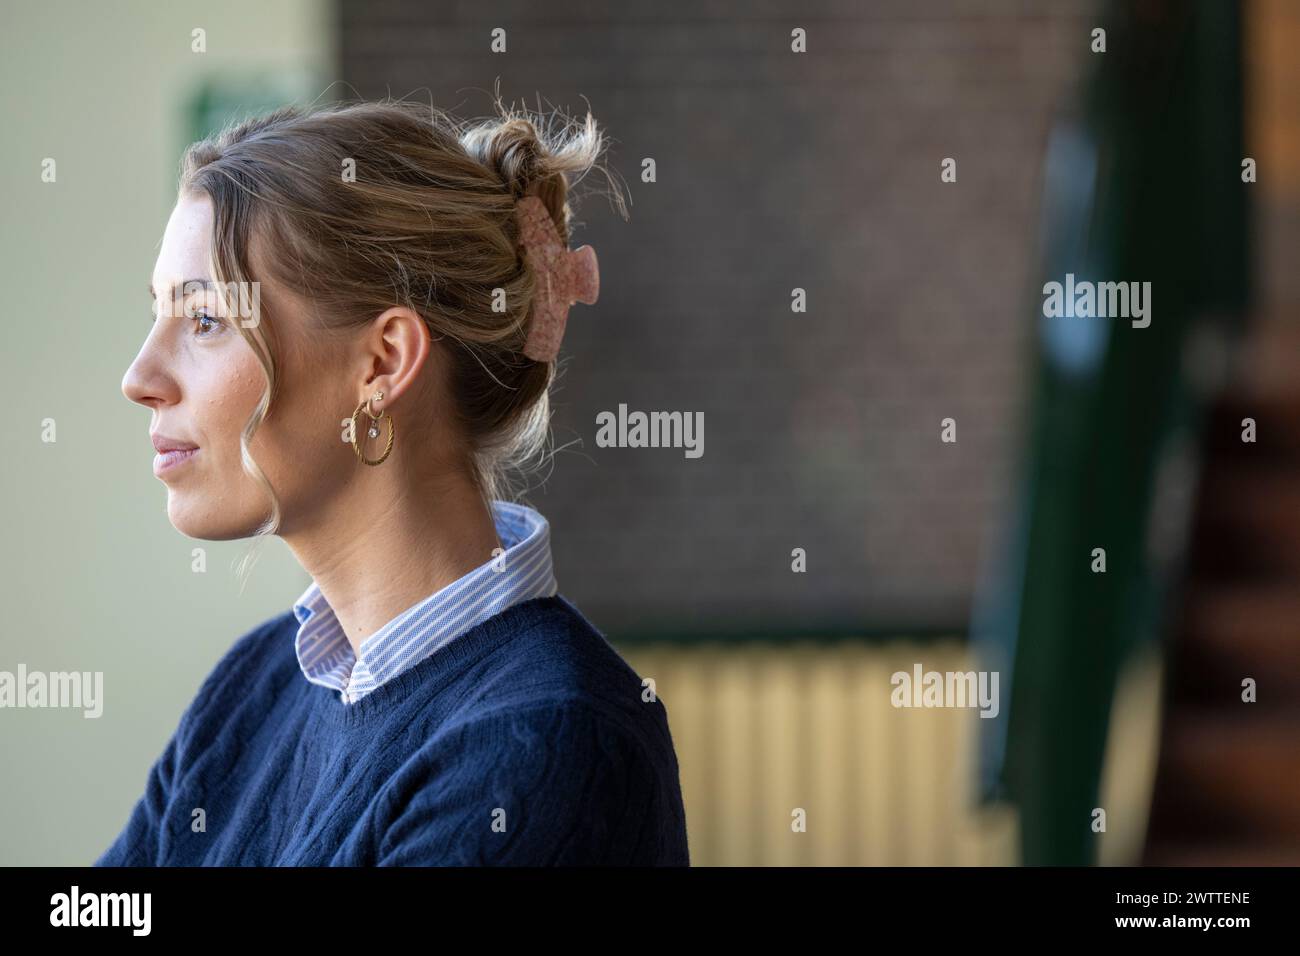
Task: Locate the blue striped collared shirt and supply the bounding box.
[291,500,558,705]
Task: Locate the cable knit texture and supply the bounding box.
[93,595,690,866]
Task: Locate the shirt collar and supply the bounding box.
[291,500,557,702]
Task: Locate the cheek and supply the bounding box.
[224,364,263,412]
[269,346,353,458]
[246,350,350,482]
[196,352,266,455]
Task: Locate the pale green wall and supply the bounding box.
[0,0,334,865]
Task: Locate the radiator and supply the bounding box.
[621,640,1019,866]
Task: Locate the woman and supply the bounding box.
[98,97,689,866]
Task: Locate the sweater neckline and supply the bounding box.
[307,595,565,730]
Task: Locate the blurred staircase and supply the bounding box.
[1142,319,1300,865]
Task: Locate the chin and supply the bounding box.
[166,495,264,541]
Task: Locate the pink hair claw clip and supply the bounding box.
[515,195,600,362]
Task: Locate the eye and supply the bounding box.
[189,311,222,337]
[183,306,223,340]
[145,300,223,336]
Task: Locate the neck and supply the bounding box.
[282,467,502,657]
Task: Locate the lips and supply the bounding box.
[151,433,200,477]
[153,448,199,477]
[151,433,199,454]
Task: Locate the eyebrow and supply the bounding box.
[148,278,217,299]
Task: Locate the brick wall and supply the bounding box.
[339,0,1098,636]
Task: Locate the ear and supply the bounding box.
[355,306,431,414]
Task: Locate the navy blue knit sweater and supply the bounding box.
[93,595,690,866]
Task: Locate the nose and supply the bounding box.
[122,339,176,409]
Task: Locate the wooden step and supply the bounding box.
[1188,464,1300,578]
[1146,710,1300,840]
[1225,319,1300,401]
[1143,841,1300,866]
[1204,396,1300,462]
[1171,586,1300,699]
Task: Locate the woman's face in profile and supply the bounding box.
[123,193,353,540]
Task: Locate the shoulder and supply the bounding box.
[211,607,299,690]
[381,697,689,864]
[222,607,299,669]
[178,609,299,732]
[457,595,676,764]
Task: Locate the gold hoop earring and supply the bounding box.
[351,391,394,466]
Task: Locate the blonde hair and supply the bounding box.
[176,94,627,583]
